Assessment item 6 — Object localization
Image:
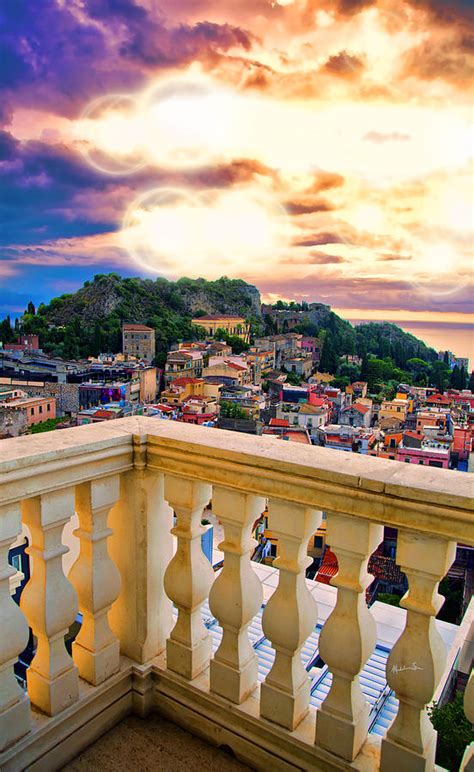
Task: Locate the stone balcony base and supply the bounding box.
[1,654,383,772]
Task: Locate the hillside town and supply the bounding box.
[1,313,473,474]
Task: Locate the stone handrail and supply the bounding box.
[0,416,473,771]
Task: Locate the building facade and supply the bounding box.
[122,324,155,363]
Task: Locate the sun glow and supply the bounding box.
[120,186,289,278]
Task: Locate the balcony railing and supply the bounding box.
[1,417,473,770]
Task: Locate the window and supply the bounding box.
[39,405,43,414]
[30,408,34,416]
[404,458,411,463]
[429,460,443,468]
[47,403,50,412]
[418,459,424,464]
[9,553,22,572]
[314,536,323,549]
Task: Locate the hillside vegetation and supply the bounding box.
[3,273,454,393]
[14,274,262,364]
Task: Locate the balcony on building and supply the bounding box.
[0,417,473,771]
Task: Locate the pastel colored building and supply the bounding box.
[379,398,409,423]
[396,432,450,468]
[191,315,248,340]
[165,350,203,384]
[1,395,56,426]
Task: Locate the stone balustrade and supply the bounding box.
[0,417,472,771]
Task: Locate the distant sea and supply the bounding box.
[348,319,474,367]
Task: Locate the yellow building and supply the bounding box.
[379,398,409,422]
[191,315,249,341]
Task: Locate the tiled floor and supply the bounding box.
[63,714,250,771]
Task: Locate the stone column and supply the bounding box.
[69,476,121,685]
[0,503,31,750]
[21,489,79,716]
[209,487,265,703]
[315,512,383,761]
[260,500,321,730]
[381,531,456,772]
[108,443,174,664]
[163,475,213,680]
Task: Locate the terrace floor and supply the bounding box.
[63,714,250,771]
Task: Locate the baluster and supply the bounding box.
[315,512,383,761]
[20,490,79,716]
[0,503,31,750]
[163,476,213,679]
[209,487,265,703]
[69,476,121,685]
[260,499,321,730]
[381,532,456,772]
[108,438,174,664]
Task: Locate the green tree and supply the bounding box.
[320,336,338,374]
[213,329,249,354]
[428,693,473,771]
[27,301,36,315]
[285,371,302,386]
[469,371,474,391]
[219,401,247,419]
[0,316,14,343]
[430,361,451,392]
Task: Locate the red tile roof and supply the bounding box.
[349,403,369,414]
[426,393,451,404]
[93,409,116,419]
[269,418,290,428]
[171,377,202,386]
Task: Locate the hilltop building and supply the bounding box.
[191,314,249,340]
[122,323,155,363]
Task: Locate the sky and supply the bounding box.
[0,0,473,353]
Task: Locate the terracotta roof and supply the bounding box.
[309,397,327,407]
[351,403,370,414]
[269,418,290,427]
[93,409,116,419]
[404,430,420,439]
[225,361,247,371]
[123,323,154,331]
[171,377,202,386]
[426,393,451,404]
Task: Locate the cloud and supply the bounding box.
[0,0,255,117]
[321,50,365,78]
[401,39,474,87]
[285,197,335,215]
[377,253,412,262]
[294,232,346,247]
[363,131,411,143]
[305,171,345,194]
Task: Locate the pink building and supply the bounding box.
[396,432,449,468]
[298,337,322,364]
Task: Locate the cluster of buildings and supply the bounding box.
[1,317,473,476]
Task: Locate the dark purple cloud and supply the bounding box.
[0,0,255,117]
